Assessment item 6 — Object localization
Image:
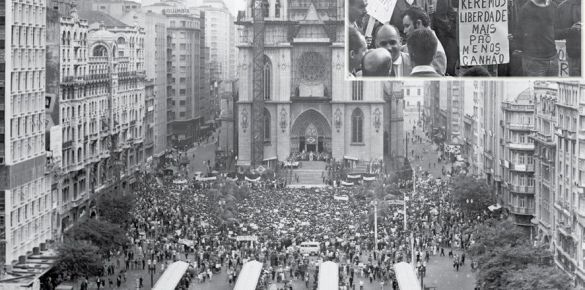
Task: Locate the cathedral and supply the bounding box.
[236,0,404,169]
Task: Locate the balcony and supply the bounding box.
[508,123,533,131]
[556,128,577,140]
[509,206,535,215]
[508,143,535,150]
[510,163,535,172]
[510,185,535,194]
[530,132,554,145]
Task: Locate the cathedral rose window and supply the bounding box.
[299,52,326,82]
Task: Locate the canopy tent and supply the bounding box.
[317,261,339,290]
[233,261,263,290]
[393,262,422,290]
[152,261,189,290]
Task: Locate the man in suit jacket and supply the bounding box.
[401,6,447,76]
[374,24,412,77]
[408,29,442,77]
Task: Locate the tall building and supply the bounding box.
[144,3,206,148]
[501,88,536,227]
[119,9,168,158]
[531,81,558,249]
[235,0,384,168]
[554,81,585,286]
[2,0,53,267]
[403,82,424,112]
[197,0,237,82]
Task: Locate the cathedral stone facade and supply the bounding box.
[236,0,387,168]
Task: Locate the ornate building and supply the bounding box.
[235,0,384,168]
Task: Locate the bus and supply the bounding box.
[233,260,263,290]
[317,261,339,290]
[152,261,190,290]
[393,262,422,290]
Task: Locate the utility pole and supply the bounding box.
[251,0,265,167]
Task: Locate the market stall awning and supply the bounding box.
[344,156,358,161]
[263,156,277,161]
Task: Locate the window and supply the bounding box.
[352,82,363,101]
[264,109,271,143]
[351,108,364,143]
[263,56,271,100]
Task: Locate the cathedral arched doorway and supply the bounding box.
[291,110,331,154]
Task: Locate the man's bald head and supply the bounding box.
[362,48,392,77]
[374,24,402,62]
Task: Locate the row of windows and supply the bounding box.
[11,92,44,116]
[11,135,43,162]
[11,214,51,250]
[11,178,47,208]
[11,3,45,27]
[61,30,87,46]
[11,48,44,70]
[10,71,45,93]
[10,113,43,139]
[12,26,44,48]
[11,195,50,228]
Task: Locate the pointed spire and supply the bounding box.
[304,1,321,22]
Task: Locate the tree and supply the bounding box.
[503,265,572,290]
[66,219,130,255]
[450,176,494,217]
[54,239,104,279]
[97,189,135,226]
[469,220,571,289]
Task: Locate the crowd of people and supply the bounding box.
[348,0,581,77]
[111,142,491,289]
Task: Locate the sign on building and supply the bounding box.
[459,0,509,66]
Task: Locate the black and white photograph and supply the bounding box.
[347,0,582,78]
[0,0,584,289]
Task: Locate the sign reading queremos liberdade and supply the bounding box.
[459,0,510,66]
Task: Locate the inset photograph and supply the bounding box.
[346,0,581,78]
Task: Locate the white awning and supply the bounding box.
[263,156,277,161]
[236,160,251,166]
[344,156,358,161]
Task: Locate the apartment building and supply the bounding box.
[554,81,585,287]
[501,88,536,227]
[531,81,558,249]
[2,0,53,267]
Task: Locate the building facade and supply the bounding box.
[554,81,585,287]
[2,0,53,267]
[501,89,536,227]
[197,0,237,82]
[235,0,384,168]
[531,81,558,249]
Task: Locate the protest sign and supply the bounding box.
[366,0,397,24]
[557,40,569,77]
[459,0,509,65]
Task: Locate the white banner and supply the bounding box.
[334,195,349,201]
[226,177,239,182]
[347,174,362,179]
[363,176,376,181]
[178,239,194,247]
[236,235,258,242]
[197,176,217,182]
[341,181,354,186]
[386,200,405,206]
[366,0,397,24]
[245,176,261,182]
[459,0,509,65]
